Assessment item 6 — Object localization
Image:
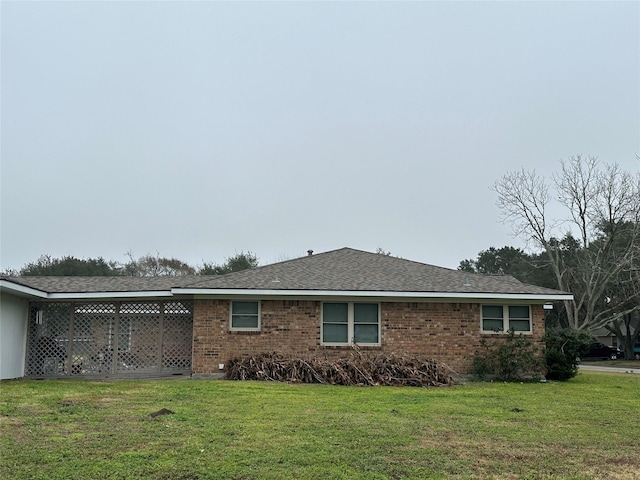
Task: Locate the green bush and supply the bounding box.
[544,329,594,381]
[472,331,545,382]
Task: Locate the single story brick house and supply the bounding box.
[0,248,572,380]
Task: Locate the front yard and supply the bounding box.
[1,372,638,479]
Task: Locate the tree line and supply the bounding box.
[2,251,259,277]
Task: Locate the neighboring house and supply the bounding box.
[593,327,617,348]
[0,248,572,380]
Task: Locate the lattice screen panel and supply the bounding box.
[119,302,161,372]
[162,301,194,370]
[26,300,193,377]
[26,303,72,376]
[72,303,116,375]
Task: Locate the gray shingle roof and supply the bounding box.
[1,248,569,298]
[180,248,566,296]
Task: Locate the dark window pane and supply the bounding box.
[483,319,504,332]
[232,315,259,329]
[482,305,503,319]
[323,303,348,323]
[323,323,348,343]
[509,306,530,319]
[509,319,531,332]
[354,304,378,323]
[354,324,379,344]
[233,302,259,315]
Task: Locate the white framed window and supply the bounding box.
[230,301,260,331]
[322,302,380,345]
[481,305,531,333]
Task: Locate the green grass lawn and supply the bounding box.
[1,372,638,480]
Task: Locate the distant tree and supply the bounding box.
[199,251,259,275]
[457,259,476,273]
[458,246,528,277]
[16,254,120,276]
[7,251,260,278]
[459,246,557,288]
[493,155,640,333]
[122,252,196,276]
[375,247,392,256]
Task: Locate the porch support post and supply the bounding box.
[112,302,121,373]
[65,303,75,375]
[157,302,164,373]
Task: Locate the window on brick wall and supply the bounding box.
[230,301,260,331]
[322,302,380,345]
[481,305,531,333]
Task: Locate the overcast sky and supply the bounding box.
[1,1,639,272]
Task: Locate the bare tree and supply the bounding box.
[123,252,196,276]
[493,155,640,332]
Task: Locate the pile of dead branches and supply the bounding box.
[224,350,454,387]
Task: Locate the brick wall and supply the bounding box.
[192,299,545,375]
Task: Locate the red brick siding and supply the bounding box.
[192,299,545,375]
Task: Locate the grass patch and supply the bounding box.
[1,372,639,479]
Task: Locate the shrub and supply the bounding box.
[472,331,545,382]
[544,329,594,381]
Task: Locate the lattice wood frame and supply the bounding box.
[26,300,193,377]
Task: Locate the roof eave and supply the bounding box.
[47,291,176,300]
[1,279,574,302]
[0,280,176,300]
[171,288,573,302]
[0,280,48,299]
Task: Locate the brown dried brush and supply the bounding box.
[224,349,454,387]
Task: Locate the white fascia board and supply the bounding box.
[171,288,573,302]
[0,283,177,300]
[47,291,175,300]
[0,280,48,299]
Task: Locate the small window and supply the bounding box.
[230,301,260,331]
[481,305,531,333]
[322,302,380,345]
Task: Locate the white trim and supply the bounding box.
[172,287,573,302]
[0,279,574,303]
[47,291,174,300]
[0,281,177,300]
[0,280,48,299]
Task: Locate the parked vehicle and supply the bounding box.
[581,343,621,360]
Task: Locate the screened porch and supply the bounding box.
[26,299,193,378]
